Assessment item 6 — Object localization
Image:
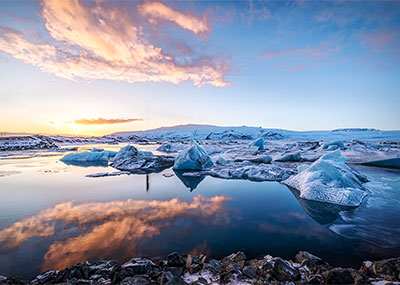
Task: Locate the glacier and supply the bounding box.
[282,151,368,206]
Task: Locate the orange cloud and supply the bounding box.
[73,118,143,125]
[0,195,231,271]
[0,0,230,87]
[137,1,210,35]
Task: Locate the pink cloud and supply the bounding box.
[73,118,143,125]
[137,1,210,36]
[261,41,341,71]
[0,0,230,87]
[360,29,399,50]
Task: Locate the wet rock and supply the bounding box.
[268,257,300,282]
[243,265,257,279]
[368,257,400,279]
[322,268,355,284]
[122,257,155,275]
[121,275,151,285]
[307,274,324,284]
[222,251,247,269]
[167,252,186,267]
[295,251,326,268]
[204,259,222,275]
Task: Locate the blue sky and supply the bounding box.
[0,0,399,135]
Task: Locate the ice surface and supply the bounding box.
[249,137,265,150]
[173,140,213,170]
[283,151,368,206]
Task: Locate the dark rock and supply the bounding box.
[295,251,326,268]
[371,257,400,279]
[122,257,155,275]
[222,251,247,269]
[243,266,257,279]
[121,275,151,285]
[164,266,183,277]
[167,252,186,267]
[322,268,355,284]
[307,274,324,284]
[204,259,222,275]
[268,257,300,282]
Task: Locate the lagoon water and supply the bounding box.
[1,144,400,279]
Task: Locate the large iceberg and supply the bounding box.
[282,151,368,206]
[173,140,213,170]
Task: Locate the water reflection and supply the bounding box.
[0,195,231,271]
[174,170,205,191]
[61,160,109,167]
[287,186,355,225]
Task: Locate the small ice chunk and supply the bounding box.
[249,137,265,150]
[61,151,110,163]
[275,152,302,162]
[321,141,345,150]
[173,140,213,170]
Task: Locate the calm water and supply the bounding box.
[0,144,400,279]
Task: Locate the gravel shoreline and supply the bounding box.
[1,251,399,284]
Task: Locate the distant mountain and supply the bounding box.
[110,124,400,142]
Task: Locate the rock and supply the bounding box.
[173,140,213,170]
[122,258,155,275]
[322,268,355,284]
[362,257,400,280]
[295,251,326,268]
[222,251,247,269]
[243,265,257,279]
[121,275,151,285]
[307,274,324,284]
[204,259,222,275]
[167,252,186,267]
[268,257,301,282]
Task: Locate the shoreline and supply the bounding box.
[1,251,399,284]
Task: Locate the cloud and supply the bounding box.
[72,118,143,125]
[0,0,230,87]
[261,41,341,71]
[0,195,231,271]
[137,1,209,35]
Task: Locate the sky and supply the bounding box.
[0,0,399,136]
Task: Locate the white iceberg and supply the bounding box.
[282,151,368,206]
[60,150,115,166]
[112,145,138,162]
[249,137,265,150]
[173,140,213,170]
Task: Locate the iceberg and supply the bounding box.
[321,141,345,151]
[249,137,265,150]
[60,150,116,167]
[282,151,368,206]
[173,140,213,170]
[275,152,302,162]
[112,145,138,162]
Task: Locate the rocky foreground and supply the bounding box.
[1,251,399,284]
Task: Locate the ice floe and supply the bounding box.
[282,151,368,206]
